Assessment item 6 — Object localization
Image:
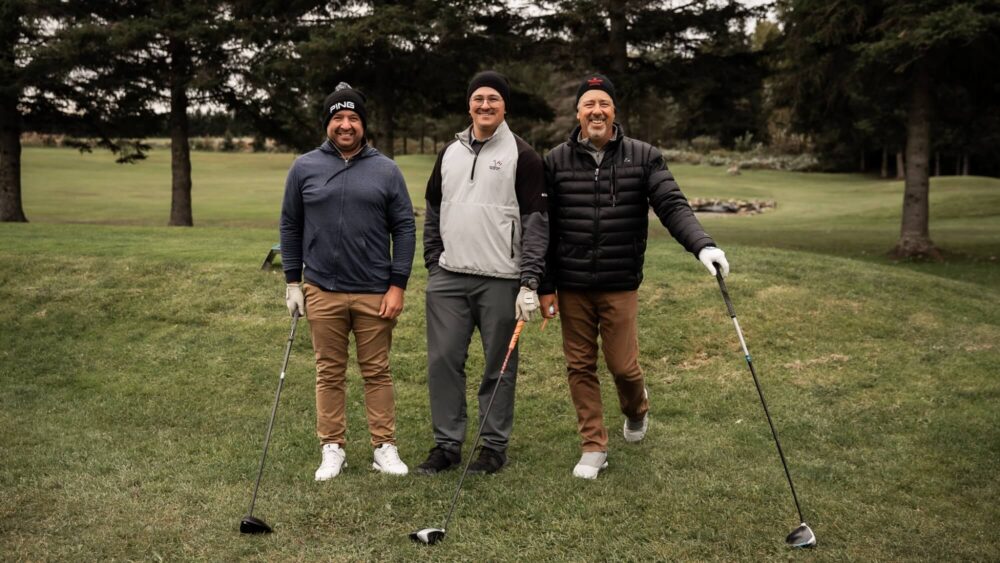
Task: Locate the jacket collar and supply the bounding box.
[456,120,511,148]
[568,123,624,151]
[319,138,377,161]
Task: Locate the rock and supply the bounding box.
[689,197,776,214]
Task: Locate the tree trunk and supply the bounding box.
[608,0,629,132]
[881,148,888,178]
[0,13,27,223]
[168,37,193,226]
[892,62,939,260]
[0,96,27,222]
[934,151,940,176]
[377,102,395,158]
[419,121,425,154]
[860,149,865,173]
[895,151,904,179]
[962,153,970,176]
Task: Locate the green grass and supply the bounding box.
[2,147,998,561]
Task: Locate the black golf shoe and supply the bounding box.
[415,446,460,475]
[467,447,507,475]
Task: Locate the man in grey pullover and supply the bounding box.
[416,70,549,475]
[280,83,415,480]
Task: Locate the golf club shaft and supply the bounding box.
[714,271,805,524]
[440,319,526,532]
[247,311,300,517]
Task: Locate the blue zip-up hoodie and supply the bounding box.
[280,140,415,293]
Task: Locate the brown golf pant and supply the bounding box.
[304,284,397,448]
[558,289,649,453]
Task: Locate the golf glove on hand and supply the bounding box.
[285,283,305,317]
[698,246,730,278]
[515,286,539,321]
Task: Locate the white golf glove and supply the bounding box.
[285,283,305,317]
[698,246,730,278]
[515,286,539,321]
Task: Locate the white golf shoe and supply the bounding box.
[372,443,408,475]
[623,388,649,443]
[572,451,608,480]
[315,443,346,481]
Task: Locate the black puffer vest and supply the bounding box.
[542,125,714,292]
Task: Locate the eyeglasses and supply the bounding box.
[470,95,503,107]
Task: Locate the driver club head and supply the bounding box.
[409,528,446,545]
[240,515,273,534]
[786,522,816,548]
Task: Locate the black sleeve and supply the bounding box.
[646,146,715,255]
[513,137,549,283]
[423,145,448,269]
[538,150,559,295]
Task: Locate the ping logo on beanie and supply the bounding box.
[320,82,368,131]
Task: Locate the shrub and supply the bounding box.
[690,135,720,152]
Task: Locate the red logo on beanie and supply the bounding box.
[587,78,603,86]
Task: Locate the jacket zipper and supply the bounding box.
[510,222,516,258]
[611,164,617,207]
[470,152,478,180]
[593,166,600,276]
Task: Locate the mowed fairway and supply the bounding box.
[2,147,998,561]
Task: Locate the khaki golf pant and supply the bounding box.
[304,284,397,448]
[558,289,649,453]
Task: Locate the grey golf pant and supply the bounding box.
[425,266,519,454]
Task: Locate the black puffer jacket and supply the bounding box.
[540,125,714,292]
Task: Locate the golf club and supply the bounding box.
[713,266,816,548]
[240,310,300,534]
[410,319,527,545]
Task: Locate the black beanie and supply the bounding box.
[575,73,616,106]
[320,82,368,132]
[466,70,510,106]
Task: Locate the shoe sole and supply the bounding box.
[315,462,346,481]
[415,465,457,475]
[572,461,609,480]
[372,462,408,476]
[467,458,507,475]
[623,426,647,443]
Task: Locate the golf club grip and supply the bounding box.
[715,268,737,318]
[499,320,526,374]
[278,311,300,377]
[509,319,526,347]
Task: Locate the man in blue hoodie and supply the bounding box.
[280,83,416,480]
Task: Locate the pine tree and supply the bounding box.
[778,0,1000,258]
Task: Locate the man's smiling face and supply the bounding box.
[468,86,505,134]
[577,89,615,148]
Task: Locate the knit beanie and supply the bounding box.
[320,82,368,131]
[575,73,616,106]
[466,71,511,106]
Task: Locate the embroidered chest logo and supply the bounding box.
[489,160,503,171]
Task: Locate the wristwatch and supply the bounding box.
[521,277,539,290]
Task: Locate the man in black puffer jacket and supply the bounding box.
[538,73,730,480]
